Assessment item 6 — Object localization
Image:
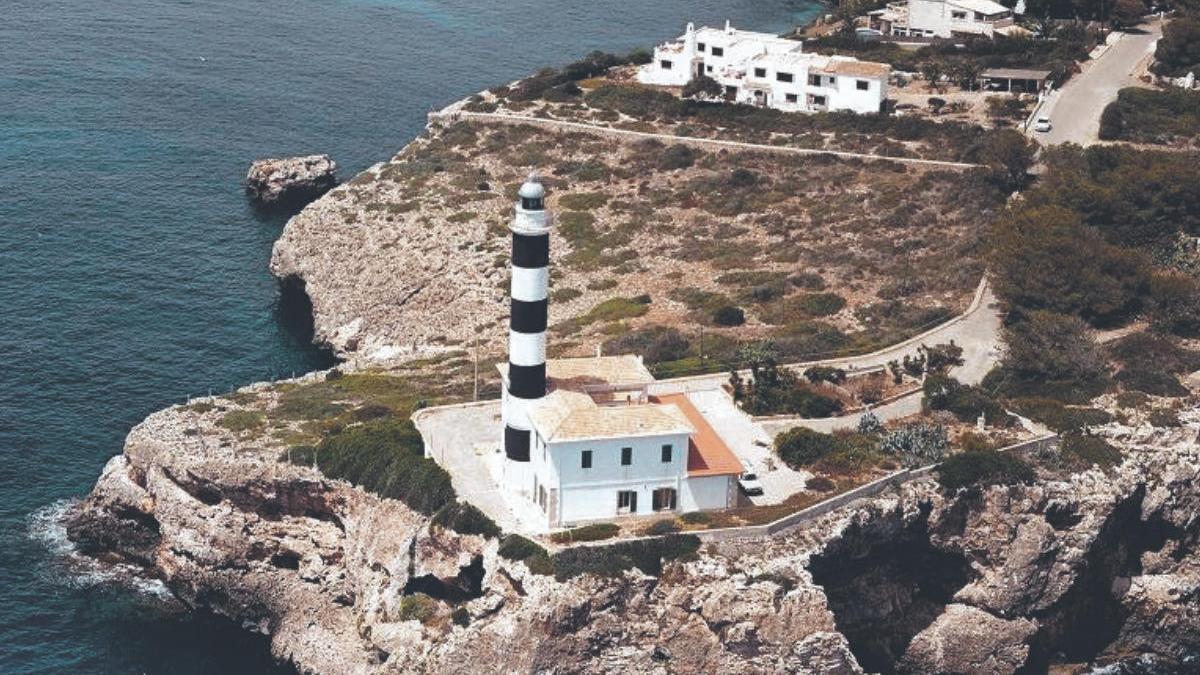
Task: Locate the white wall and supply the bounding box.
[681,475,734,511]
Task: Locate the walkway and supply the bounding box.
[430,109,983,170]
[1035,20,1164,146]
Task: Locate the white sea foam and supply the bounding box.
[27,500,174,601]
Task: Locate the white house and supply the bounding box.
[869,0,1018,38]
[498,357,742,528]
[637,21,890,115]
[494,174,741,528]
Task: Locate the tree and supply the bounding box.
[921,62,945,93]
[1002,311,1107,385]
[1152,17,1200,78]
[989,205,1149,325]
[951,60,983,91]
[1111,0,1145,27]
[682,74,723,99]
[968,129,1037,191]
[928,97,947,114]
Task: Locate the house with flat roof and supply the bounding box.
[493,175,741,528]
[869,0,1018,38]
[637,21,890,115]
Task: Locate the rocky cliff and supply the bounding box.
[64,383,1200,674]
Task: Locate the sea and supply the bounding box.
[0,1,820,672]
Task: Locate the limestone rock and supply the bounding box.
[246,155,338,208]
[899,604,1038,674]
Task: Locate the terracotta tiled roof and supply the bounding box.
[529,390,693,443]
[653,394,745,477]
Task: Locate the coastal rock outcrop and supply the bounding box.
[62,380,1200,674]
[246,155,338,208]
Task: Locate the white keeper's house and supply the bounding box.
[636,21,891,115]
[496,174,742,528]
[868,0,1020,38]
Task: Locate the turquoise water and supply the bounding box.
[0,0,819,672]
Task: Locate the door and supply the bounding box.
[617,490,638,514]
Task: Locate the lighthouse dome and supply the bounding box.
[518,173,545,200]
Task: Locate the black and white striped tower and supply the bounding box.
[502,173,550,490]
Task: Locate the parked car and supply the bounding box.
[738,471,764,496]
[1033,117,1052,132]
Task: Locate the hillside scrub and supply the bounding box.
[1152,15,1200,78]
[289,419,455,515]
[935,450,1036,491]
[1099,88,1200,148]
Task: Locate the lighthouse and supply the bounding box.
[501,173,550,493]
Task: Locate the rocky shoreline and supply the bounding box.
[62,378,1200,673]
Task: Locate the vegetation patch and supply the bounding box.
[551,534,701,581]
[936,451,1036,492]
[288,419,454,515]
[218,410,265,434]
[432,501,501,538]
[1099,88,1200,148]
[550,522,620,544]
[1060,433,1123,471]
[498,534,554,575]
[757,293,846,324]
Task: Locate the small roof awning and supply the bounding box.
[981,68,1053,81]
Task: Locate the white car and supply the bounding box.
[1033,117,1052,133]
[738,471,764,496]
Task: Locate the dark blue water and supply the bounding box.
[0,1,818,672]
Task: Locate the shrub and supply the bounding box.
[682,74,723,99]
[804,366,847,385]
[807,476,837,492]
[1148,408,1182,428]
[397,594,439,623]
[218,410,265,433]
[680,511,712,525]
[1009,397,1113,433]
[856,411,884,435]
[451,607,471,627]
[642,519,681,536]
[551,287,583,302]
[1108,332,1200,398]
[432,501,501,538]
[711,305,746,327]
[790,273,826,290]
[552,534,701,581]
[936,451,1036,491]
[297,419,455,515]
[559,192,609,210]
[923,375,1007,426]
[878,423,949,468]
[922,342,964,374]
[497,534,553,575]
[1060,433,1122,470]
[579,297,650,324]
[776,428,839,467]
[550,522,620,544]
[657,144,697,170]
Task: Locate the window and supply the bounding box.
[652,488,677,512]
[661,444,672,463]
[660,59,673,70]
[711,46,724,57]
[776,71,793,83]
[808,74,822,86]
[857,79,870,91]
[951,10,967,19]
[621,447,632,466]
[754,67,766,78]
[697,42,706,52]
[581,450,592,469]
[705,65,713,73]
[785,93,798,103]
[538,486,547,511]
[811,95,827,106]
[617,490,638,513]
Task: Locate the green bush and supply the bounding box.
[552,534,701,581]
[923,375,1008,426]
[936,451,1036,491]
[550,522,619,544]
[497,534,554,575]
[804,366,846,385]
[1108,332,1200,398]
[712,305,746,327]
[1060,433,1122,470]
[776,428,839,467]
[1148,408,1182,428]
[293,419,454,515]
[1009,397,1112,433]
[878,423,949,468]
[657,144,697,170]
[642,519,681,536]
[680,511,712,525]
[432,501,501,538]
[397,594,439,623]
[218,410,265,433]
[451,607,471,627]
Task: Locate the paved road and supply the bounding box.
[1036,21,1163,146]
